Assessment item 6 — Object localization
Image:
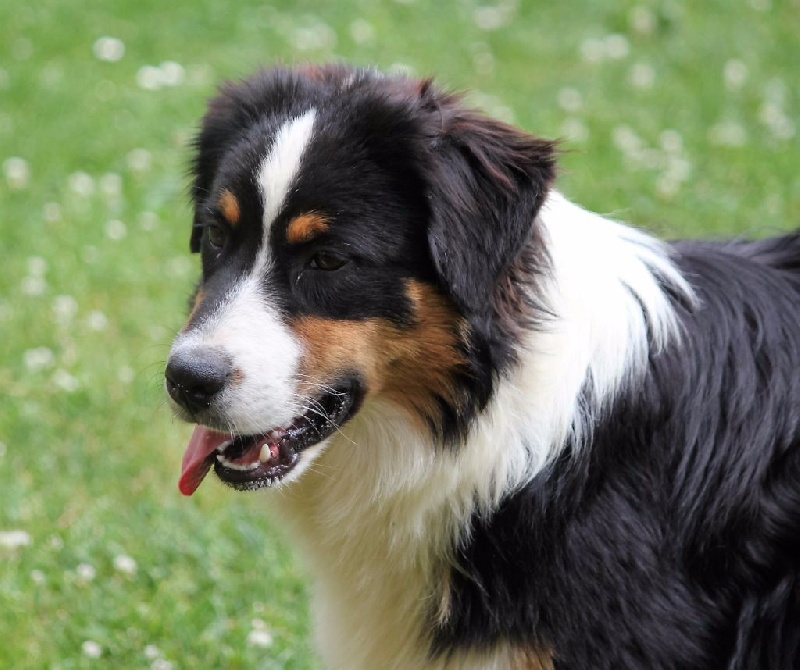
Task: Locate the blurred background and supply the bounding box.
[1,0,797,667]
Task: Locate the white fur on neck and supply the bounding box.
[275,192,694,670]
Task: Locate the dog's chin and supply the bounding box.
[177,380,362,495]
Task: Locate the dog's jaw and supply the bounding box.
[177,378,362,495]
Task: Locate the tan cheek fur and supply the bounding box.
[289,280,467,432]
[512,649,554,670]
[180,288,205,332]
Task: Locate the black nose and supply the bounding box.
[165,346,232,415]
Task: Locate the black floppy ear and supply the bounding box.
[189,218,203,253]
[188,79,259,253]
[189,214,203,254]
[422,87,557,314]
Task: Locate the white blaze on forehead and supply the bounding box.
[257,109,317,250]
[166,111,318,435]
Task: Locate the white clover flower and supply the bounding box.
[137,66,163,91]
[629,63,655,89]
[629,6,655,35]
[656,174,680,198]
[127,148,152,173]
[3,156,30,189]
[0,530,32,549]
[472,49,495,76]
[246,629,274,648]
[388,63,415,77]
[114,554,137,575]
[53,369,79,393]
[24,347,55,372]
[560,118,589,143]
[106,219,127,240]
[43,202,62,222]
[604,34,630,60]
[612,125,643,154]
[21,276,46,296]
[473,6,506,30]
[53,295,79,324]
[138,211,158,231]
[160,61,185,87]
[82,640,102,659]
[68,171,95,197]
[580,38,605,63]
[724,60,748,91]
[349,19,375,44]
[28,256,47,276]
[93,37,125,62]
[665,157,692,182]
[292,22,337,51]
[557,88,583,113]
[144,645,161,660]
[100,172,122,198]
[168,256,191,278]
[76,563,96,581]
[187,64,213,87]
[659,129,683,154]
[708,120,747,147]
[82,245,99,264]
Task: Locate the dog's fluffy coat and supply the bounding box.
[166,65,800,669]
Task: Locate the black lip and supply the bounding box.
[214,379,362,491]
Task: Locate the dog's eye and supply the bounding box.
[205,224,227,250]
[308,251,348,271]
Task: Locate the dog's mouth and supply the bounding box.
[178,382,361,495]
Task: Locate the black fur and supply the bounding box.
[434,237,800,669]
[183,64,800,668]
[187,65,557,442]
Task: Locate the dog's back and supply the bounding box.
[442,230,800,669]
[677,230,800,274]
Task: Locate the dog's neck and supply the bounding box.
[278,397,552,669]
[271,193,691,669]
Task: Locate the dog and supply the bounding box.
[164,64,800,669]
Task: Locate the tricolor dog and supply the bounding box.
[165,64,800,669]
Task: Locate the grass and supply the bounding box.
[0,0,797,667]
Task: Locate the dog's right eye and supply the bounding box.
[205,224,227,250]
[308,250,348,271]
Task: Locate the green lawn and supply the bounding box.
[1,0,797,667]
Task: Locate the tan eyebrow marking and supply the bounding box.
[219,190,240,227]
[286,212,329,245]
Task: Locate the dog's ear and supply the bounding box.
[189,82,257,253]
[420,83,557,314]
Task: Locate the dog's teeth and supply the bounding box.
[216,453,259,471]
[259,443,271,463]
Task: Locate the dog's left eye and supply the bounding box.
[308,251,348,271]
[205,224,227,250]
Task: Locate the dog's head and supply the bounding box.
[165,65,556,494]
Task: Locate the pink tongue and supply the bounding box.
[178,426,232,496]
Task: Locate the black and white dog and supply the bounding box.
[165,64,800,669]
